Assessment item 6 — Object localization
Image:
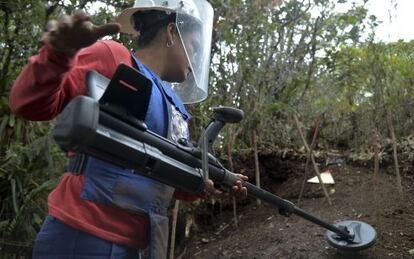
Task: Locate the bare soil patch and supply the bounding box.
[182,162,414,259]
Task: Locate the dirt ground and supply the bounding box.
[180,163,414,259]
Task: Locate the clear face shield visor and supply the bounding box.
[173,0,214,104]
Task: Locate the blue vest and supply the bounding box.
[79,55,191,258]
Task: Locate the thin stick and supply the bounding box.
[232,196,238,227]
[297,118,321,206]
[371,129,380,219]
[293,114,331,205]
[227,137,238,227]
[386,109,404,196]
[252,129,262,206]
[169,200,180,259]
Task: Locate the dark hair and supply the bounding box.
[132,10,176,48]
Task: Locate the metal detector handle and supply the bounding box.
[213,106,244,123]
[198,107,244,148]
[198,120,225,148]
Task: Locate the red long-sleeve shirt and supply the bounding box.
[9,40,199,249]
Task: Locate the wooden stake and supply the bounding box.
[252,129,262,206]
[293,114,332,205]
[371,129,380,219]
[232,196,238,227]
[386,109,404,196]
[297,118,321,206]
[227,137,238,226]
[169,200,180,259]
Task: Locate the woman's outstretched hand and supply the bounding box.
[41,10,120,55]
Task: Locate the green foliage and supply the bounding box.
[192,0,373,150]
[0,130,65,254]
[300,40,414,149]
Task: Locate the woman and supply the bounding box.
[9,0,247,258]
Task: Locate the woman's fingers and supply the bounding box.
[57,14,72,33]
[72,10,119,39]
[72,9,90,25]
[205,179,222,196]
[231,178,248,198]
[204,173,249,199]
[239,175,248,181]
[93,23,121,39]
[46,20,58,32]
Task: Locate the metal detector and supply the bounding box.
[53,64,377,252]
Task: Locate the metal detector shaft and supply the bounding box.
[243,181,351,238]
[102,112,351,239]
[53,96,352,240]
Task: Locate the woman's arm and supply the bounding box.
[10,44,83,120]
[9,10,120,121]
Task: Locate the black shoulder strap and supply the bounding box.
[66,153,88,175]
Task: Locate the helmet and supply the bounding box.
[117,0,200,35]
[117,0,214,104]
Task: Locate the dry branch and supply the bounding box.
[371,128,380,219]
[293,114,331,205]
[297,118,321,206]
